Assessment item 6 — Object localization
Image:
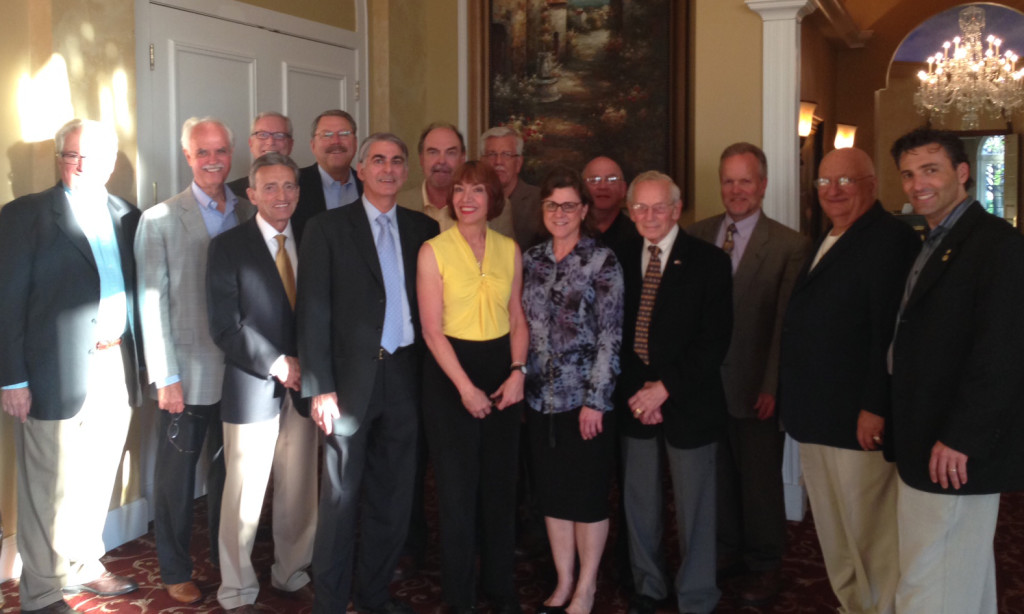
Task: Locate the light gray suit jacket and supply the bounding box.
[135,186,255,405]
[688,212,808,419]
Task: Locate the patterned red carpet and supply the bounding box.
[4,491,1024,613]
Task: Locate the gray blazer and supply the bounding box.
[688,212,809,419]
[135,186,255,405]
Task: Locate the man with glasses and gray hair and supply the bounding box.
[480,125,542,248]
[779,147,919,614]
[294,109,363,239]
[226,111,294,195]
[1,118,141,613]
[136,116,256,606]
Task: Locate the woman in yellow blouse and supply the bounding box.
[417,160,529,614]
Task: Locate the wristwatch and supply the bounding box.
[510,362,527,375]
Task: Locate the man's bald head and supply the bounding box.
[816,147,878,234]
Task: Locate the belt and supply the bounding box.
[377,345,412,360]
[95,336,123,351]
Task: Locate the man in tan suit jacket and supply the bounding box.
[687,142,808,607]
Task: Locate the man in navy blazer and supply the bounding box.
[779,147,919,614]
[889,128,1024,613]
[616,171,732,614]
[207,153,318,613]
[293,109,364,240]
[298,133,439,614]
[0,119,141,613]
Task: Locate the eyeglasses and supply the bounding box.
[482,151,520,161]
[584,175,622,185]
[167,410,208,454]
[251,131,292,141]
[542,200,582,213]
[629,202,673,216]
[58,152,85,165]
[316,130,353,140]
[814,175,872,189]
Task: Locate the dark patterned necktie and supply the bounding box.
[722,223,736,254]
[633,245,662,364]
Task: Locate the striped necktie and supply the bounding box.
[633,245,662,364]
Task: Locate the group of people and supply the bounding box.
[1,109,1022,614]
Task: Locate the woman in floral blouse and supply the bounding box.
[522,167,624,614]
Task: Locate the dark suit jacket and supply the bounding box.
[689,213,809,419]
[0,183,142,419]
[614,229,733,449]
[225,175,249,200]
[293,163,363,241]
[297,200,439,436]
[207,216,308,424]
[779,202,920,450]
[890,202,1024,494]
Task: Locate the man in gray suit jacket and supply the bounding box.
[136,117,255,605]
[688,143,808,607]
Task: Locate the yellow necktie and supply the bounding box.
[275,234,296,310]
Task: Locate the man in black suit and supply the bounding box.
[225,111,294,196]
[779,147,919,614]
[888,128,1024,614]
[208,153,318,613]
[0,119,141,613]
[293,109,363,239]
[298,133,439,614]
[616,171,733,614]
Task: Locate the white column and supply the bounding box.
[746,0,815,522]
[745,0,815,231]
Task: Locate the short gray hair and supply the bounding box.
[480,125,524,155]
[310,109,357,139]
[248,152,300,187]
[55,118,117,153]
[627,170,681,205]
[356,132,409,166]
[181,116,234,151]
[720,142,767,179]
[251,111,293,136]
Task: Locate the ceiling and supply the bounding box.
[894,3,1024,63]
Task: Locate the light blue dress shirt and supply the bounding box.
[361,197,415,347]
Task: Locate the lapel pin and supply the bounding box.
[672,259,682,266]
[941,249,952,262]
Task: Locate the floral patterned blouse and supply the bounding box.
[522,236,624,414]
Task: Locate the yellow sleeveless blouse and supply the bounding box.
[428,226,516,341]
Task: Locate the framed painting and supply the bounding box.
[468,0,687,188]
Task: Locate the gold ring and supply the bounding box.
[633,407,643,416]
[950,468,958,473]
[872,435,882,443]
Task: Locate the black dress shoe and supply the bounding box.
[22,600,77,613]
[492,599,523,614]
[62,571,138,596]
[534,604,567,614]
[627,593,657,614]
[357,597,417,614]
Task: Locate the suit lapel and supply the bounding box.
[242,217,292,310]
[396,208,419,304]
[796,203,882,290]
[175,190,212,242]
[733,215,770,294]
[348,202,385,287]
[905,202,981,311]
[51,185,96,270]
[651,231,690,322]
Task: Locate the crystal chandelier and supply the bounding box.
[915,5,1024,130]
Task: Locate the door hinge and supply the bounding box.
[355,80,360,102]
[149,44,155,70]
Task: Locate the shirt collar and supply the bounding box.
[361,195,397,226]
[725,209,760,236]
[318,164,355,189]
[191,181,237,212]
[643,224,680,257]
[254,212,294,244]
[927,196,972,243]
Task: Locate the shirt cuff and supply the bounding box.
[1,382,29,390]
[157,375,181,388]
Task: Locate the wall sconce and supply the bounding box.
[835,124,857,149]
[799,101,817,137]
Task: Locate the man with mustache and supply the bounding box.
[136,116,255,605]
[480,126,542,249]
[293,109,363,239]
[397,122,466,232]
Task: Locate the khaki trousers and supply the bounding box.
[217,396,319,609]
[800,443,898,614]
[14,346,132,610]
[895,479,999,614]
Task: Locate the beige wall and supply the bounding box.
[691,0,763,223]
[0,0,139,544]
[236,0,357,31]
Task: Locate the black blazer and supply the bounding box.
[207,216,308,424]
[614,230,733,449]
[779,202,920,450]
[293,163,363,240]
[890,202,1024,494]
[0,183,142,419]
[297,200,439,435]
